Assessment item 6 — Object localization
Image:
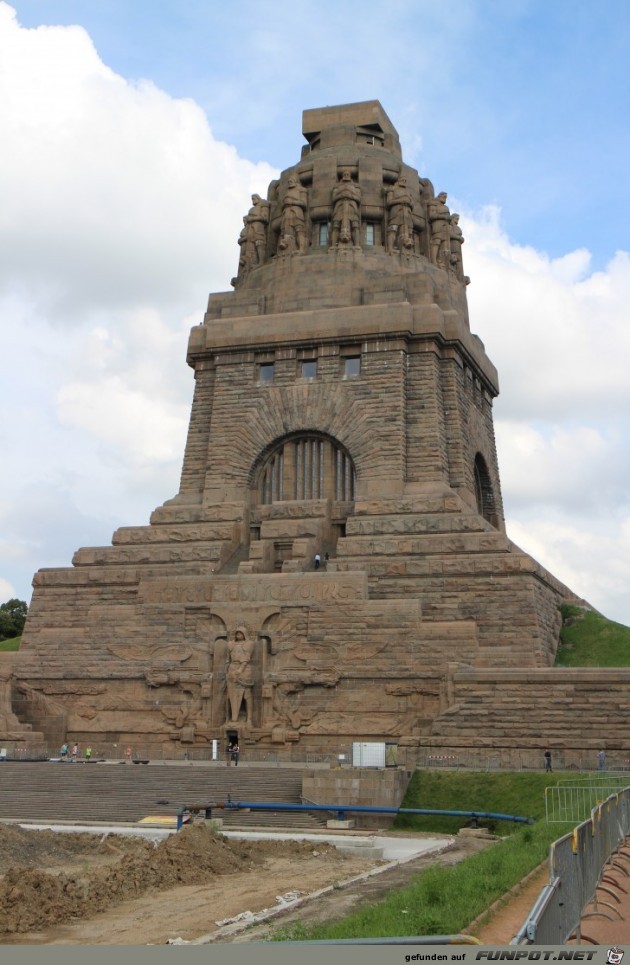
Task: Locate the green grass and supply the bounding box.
[393,769,561,834]
[270,769,576,943]
[555,605,630,667]
[272,820,564,942]
[0,636,20,652]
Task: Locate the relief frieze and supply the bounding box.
[139,573,367,606]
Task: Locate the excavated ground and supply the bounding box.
[0,821,489,945]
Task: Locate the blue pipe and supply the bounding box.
[221,801,534,824]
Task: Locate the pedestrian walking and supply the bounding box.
[544,749,552,772]
[314,553,321,570]
[230,742,240,767]
[71,743,78,762]
[85,746,92,762]
[59,742,68,760]
[598,749,606,771]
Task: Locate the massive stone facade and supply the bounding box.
[6,102,597,763]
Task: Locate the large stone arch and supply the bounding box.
[252,430,356,505]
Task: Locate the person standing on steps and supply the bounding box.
[230,742,240,767]
[314,553,321,570]
[544,749,552,772]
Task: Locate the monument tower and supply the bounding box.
[8,102,591,763]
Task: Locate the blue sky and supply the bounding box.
[1,0,630,625]
[12,0,630,268]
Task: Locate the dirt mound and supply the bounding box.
[0,823,340,935]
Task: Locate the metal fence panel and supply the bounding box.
[514,786,630,944]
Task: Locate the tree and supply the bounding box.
[0,599,28,640]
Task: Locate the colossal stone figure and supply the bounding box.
[244,194,270,265]
[278,175,308,253]
[331,170,361,247]
[235,194,270,283]
[226,626,255,725]
[386,175,415,253]
[428,191,452,269]
[449,212,465,281]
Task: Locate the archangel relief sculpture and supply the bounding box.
[225,625,256,725]
[278,175,308,253]
[330,170,361,247]
[386,175,415,253]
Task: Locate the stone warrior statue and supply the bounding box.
[449,212,465,281]
[235,194,270,282]
[278,175,308,254]
[330,170,361,247]
[225,625,256,725]
[386,175,415,254]
[428,191,452,270]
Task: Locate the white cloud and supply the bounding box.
[459,206,630,623]
[0,578,15,601]
[463,207,630,420]
[0,4,277,604]
[0,3,276,322]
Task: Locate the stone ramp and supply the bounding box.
[0,762,327,829]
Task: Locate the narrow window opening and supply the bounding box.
[344,356,361,377]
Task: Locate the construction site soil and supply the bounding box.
[0,821,492,945]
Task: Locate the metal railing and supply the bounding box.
[545,774,630,823]
[513,786,630,944]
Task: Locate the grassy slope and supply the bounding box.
[272,770,577,942]
[555,605,630,667]
[0,636,20,652]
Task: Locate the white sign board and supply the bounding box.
[352,742,386,767]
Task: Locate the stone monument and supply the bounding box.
[6,102,607,766]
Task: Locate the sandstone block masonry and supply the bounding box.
[6,101,602,763]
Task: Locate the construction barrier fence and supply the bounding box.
[513,785,630,944]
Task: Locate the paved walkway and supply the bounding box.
[474,851,630,946]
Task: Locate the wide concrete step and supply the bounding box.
[0,763,326,829]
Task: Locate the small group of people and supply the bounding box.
[544,748,607,773]
[59,742,92,762]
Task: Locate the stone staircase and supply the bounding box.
[421,667,630,765]
[0,763,328,829]
[330,493,575,668]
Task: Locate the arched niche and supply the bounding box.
[254,432,356,505]
[474,453,499,528]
